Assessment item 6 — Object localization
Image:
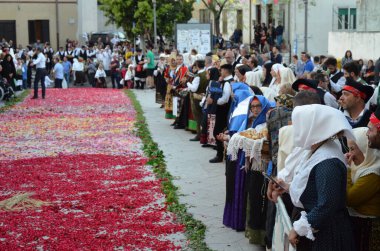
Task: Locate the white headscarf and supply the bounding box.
[349,127,380,183]
[292,104,355,150]
[280,67,296,86]
[246,70,263,87]
[289,104,355,208]
[271,63,285,75]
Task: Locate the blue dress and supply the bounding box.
[295,158,355,251]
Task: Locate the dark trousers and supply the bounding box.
[111,71,121,88]
[54,79,63,88]
[33,68,46,98]
[88,73,96,87]
[213,104,229,158]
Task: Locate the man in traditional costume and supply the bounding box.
[339,78,374,128]
[187,56,208,141]
[172,54,189,129]
[208,64,233,163]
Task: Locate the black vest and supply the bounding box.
[330,70,344,83]
[316,88,326,105]
[79,50,87,60]
[352,109,372,128]
[58,51,65,60]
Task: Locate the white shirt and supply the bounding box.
[252,65,262,72]
[329,71,346,92]
[217,75,232,105]
[95,69,106,78]
[323,91,339,109]
[369,86,379,106]
[32,52,46,69]
[187,69,205,92]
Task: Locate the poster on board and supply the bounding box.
[176,23,212,55]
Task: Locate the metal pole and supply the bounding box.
[153,0,157,52]
[249,0,252,44]
[55,0,59,49]
[304,0,308,52]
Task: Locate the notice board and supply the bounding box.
[176,23,212,55]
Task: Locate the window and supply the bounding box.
[237,10,243,30]
[338,8,356,30]
[0,21,16,45]
[199,9,210,23]
[28,20,50,44]
[222,11,228,33]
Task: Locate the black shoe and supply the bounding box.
[174,125,185,129]
[189,136,200,142]
[209,156,223,163]
[170,123,176,126]
[31,96,38,99]
[201,144,213,148]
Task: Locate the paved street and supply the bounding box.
[134,89,264,251]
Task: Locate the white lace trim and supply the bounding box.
[293,211,315,241]
[226,129,265,162]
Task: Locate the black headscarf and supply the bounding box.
[263,62,274,87]
[208,67,220,81]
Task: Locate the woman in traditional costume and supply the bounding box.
[347,127,380,251]
[164,54,177,119]
[272,104,356,250]
[223,95,274,239]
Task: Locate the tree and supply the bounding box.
[201,0,236,36]
[99,0,194,49]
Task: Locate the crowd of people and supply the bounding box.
[1,34,380,251]
[151,44,380,251]
[0,37,157,99]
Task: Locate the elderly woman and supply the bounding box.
[269,104,355,250]
[163,53,177,119]
[72,57,85,86]
[347,127,380,251]
[223,94,274,239]
[95,63,107,88]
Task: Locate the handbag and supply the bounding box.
[136,64,143,73]
[62,78,68,89]
[192,93,204,101]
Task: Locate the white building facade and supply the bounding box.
[328,0,380,60]
[192,0,366,59]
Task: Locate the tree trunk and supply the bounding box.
[214,16,220,36]
[140,33,146,54]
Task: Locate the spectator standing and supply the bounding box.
[342,50,353,67]
[312,56,322,72]
[62,56,72,85]
[217,33,224,49]
[110,55,121,89]
[87,58,97,87]
[22,58,28,89]
[275,22,284,46]
[134,48,146,89]
[270,46,282,64]
[146,44,156,89]
[53,57,64,88]
[30,47,47,99]
[364,59,375,85]
[302,52,314,74]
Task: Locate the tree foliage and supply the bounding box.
[99,0,195,39]
[201,0,236,35]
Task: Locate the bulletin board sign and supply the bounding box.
[175,23,212,55]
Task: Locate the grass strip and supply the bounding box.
[0,90,30,113]
[125,90,212,251]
